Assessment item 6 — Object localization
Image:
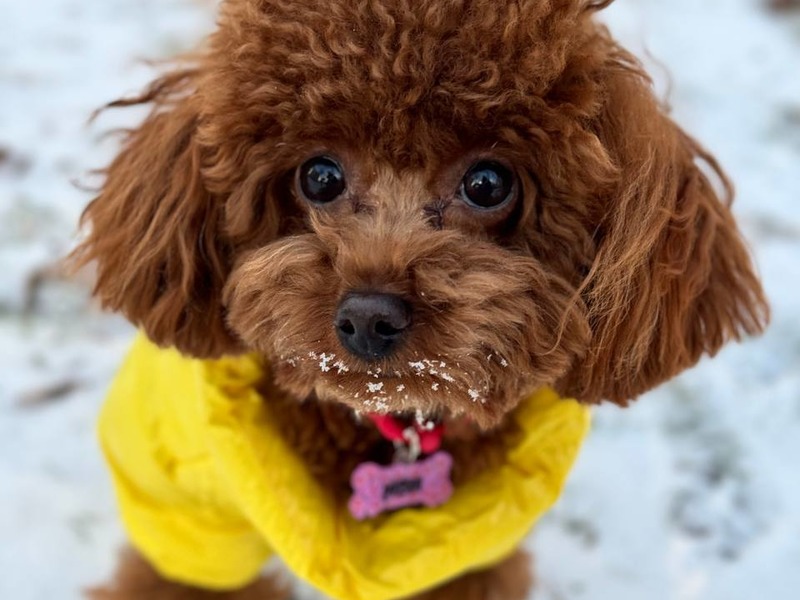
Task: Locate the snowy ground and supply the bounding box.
[1,1,799,599]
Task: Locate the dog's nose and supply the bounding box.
[335,293,411,361]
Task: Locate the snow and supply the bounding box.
[1,0,798,598]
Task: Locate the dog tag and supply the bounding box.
[348,451,454,520]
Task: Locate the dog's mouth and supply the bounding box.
[272,347,508,428]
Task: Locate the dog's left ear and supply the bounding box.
[72,70,241,358]
[566,51,769,404]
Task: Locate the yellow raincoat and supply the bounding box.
[99,334,590,600]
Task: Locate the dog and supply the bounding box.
[74,0,769,598]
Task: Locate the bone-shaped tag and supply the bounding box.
[348,451,454,520]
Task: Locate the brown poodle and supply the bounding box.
[74,0,768,598]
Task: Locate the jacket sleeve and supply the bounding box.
[98,334,272,590]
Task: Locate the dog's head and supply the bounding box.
[75,0,767,427]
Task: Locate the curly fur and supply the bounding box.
[74,0,768,597]
[87,548,290,600]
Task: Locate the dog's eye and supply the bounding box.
[298,156,346,204]
[460,161,514,209]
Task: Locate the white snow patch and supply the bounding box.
[366,381,384,393]
[318,353,334,372]
[333,360,350,374]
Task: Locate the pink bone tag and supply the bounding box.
[348,451,454,520]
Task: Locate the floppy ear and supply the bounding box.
[569,51,769,404]
[73,70,240,357]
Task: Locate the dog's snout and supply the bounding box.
[335,293,411,361]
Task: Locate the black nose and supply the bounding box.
[335,293,411,361]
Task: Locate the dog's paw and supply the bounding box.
[87,548,291,600]
[408,550,532,600]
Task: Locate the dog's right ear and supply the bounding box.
[72,70,240,358]
[564,48,768,404]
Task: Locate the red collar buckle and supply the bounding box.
[368,413,445,455]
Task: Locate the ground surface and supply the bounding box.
[1,1,799,599]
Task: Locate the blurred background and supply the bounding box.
[1,0,799,598]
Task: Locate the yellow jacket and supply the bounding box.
[99,334,590,600]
